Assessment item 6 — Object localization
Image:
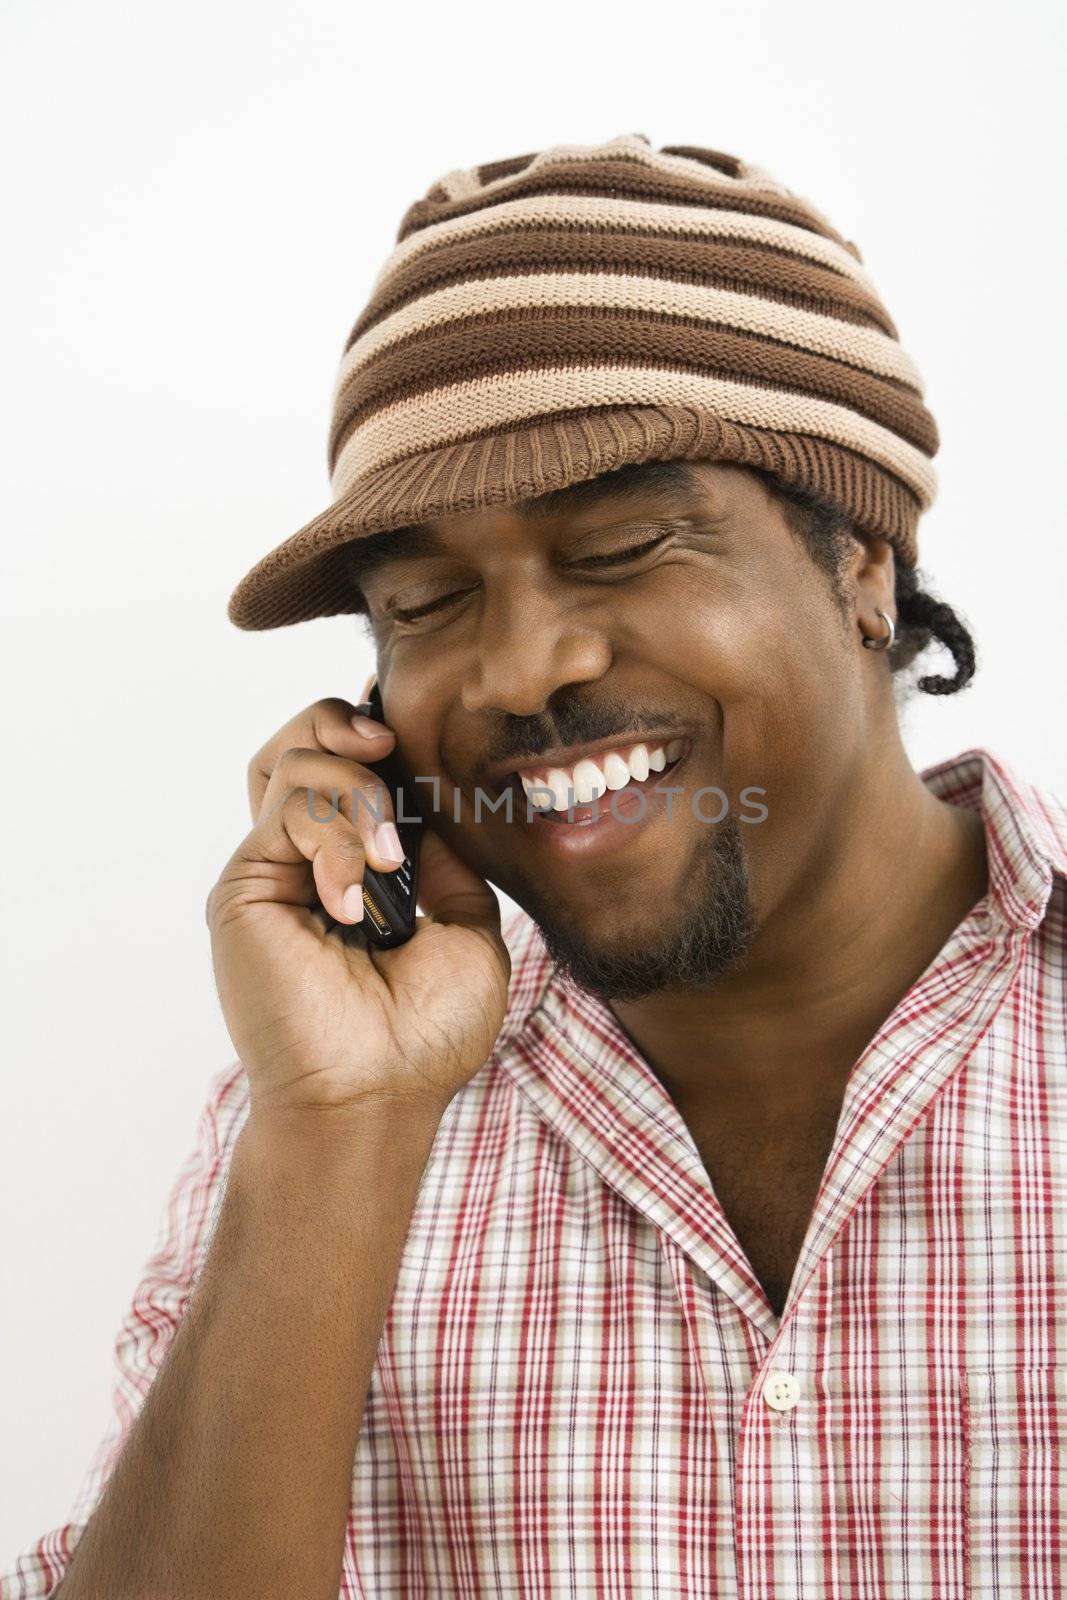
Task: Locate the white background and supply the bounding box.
[2,0,1064,1563]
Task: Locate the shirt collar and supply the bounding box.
[494,746,1066,1336]
[919,746,1067,931]
[498,745,1067,1048]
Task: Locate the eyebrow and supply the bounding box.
[348,523,446,578]
[345,460,705,588]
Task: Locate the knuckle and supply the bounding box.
[207,889,249,934]
[276,743,313,773]
[246,747,270,787]
[314,831,366,892]
[316,810,366,862]
[339,822,368,863]
[247,698,357,787]
[270,747,322,798]
[313,696,356,721]
[205,876,236,930]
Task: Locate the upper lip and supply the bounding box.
[482,730,693,793]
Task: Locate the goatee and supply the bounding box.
[512,814,758,1003]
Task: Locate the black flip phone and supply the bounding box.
[309,683,423,948]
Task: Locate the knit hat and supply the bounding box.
[227,133,938,631]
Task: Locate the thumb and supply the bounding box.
[416,825,503,936]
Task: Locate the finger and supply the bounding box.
[209,785,372,931]
[247,697,395,821]
[259,748,407,875]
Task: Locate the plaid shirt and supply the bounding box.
[6,746,1067,1599]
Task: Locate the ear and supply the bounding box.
[849,533,896,631]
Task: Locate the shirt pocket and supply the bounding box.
[962,1365,1066,1597]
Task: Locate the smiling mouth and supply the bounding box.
[495,736,692,823]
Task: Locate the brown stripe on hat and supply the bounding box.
[227,135,940,632]
[366,191,882,316]
[328,312,937,470]
[476,151,541,186]
[347,227,898,350]
[344,266,918,381]
[395,142,854,252]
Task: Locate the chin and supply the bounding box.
[503,816,759,1004]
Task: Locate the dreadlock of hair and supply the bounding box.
[758,471,977,696]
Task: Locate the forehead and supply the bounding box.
[348,459,721,587]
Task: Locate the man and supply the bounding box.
[7,135,1065,1598]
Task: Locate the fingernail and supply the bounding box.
[374,822,405,865]
[341,885,364,921]
[351,714,393,738]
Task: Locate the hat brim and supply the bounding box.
[226,405,920,630]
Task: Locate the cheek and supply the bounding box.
[629,569,799,716]
[618,565,741,670]
[384,678,487,844]
[635,570,859,784]
[379,676,445,795]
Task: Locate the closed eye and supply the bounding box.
[388,531,672,624]
[569,531,673,568]
[391,586,477,624]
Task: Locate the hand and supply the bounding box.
[206,696,511,1126]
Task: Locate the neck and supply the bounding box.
[609,730,990,1116]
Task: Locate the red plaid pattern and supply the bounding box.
[5,747,1067,1598]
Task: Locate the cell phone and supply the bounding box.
[308,682,423,948]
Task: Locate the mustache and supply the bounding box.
[482,691,680,767]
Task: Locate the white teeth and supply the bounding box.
[627,744,650,783]
[516,736,688,810]
[519,773,555,810]
[546,768,574,812]
[603,752,631,790]
[571,758,608,804]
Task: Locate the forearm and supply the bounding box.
[58,1099,444,1600]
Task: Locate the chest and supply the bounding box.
[682,1101,845,1317]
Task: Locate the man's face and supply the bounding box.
[358,461,877,1000]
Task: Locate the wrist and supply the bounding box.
[238,1093,448,1171]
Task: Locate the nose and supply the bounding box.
[460,588,613,716]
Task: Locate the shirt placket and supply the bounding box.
[728,903,1035,1598]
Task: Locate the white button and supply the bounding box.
[762,1369,802,1411]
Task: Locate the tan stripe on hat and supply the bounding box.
[365,194,882,313]
[333,272,923,398]
[330,365,938,505]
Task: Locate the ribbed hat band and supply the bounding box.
[227,134,938,631]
